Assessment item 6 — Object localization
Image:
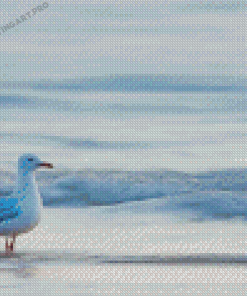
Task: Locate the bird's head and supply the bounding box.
[18,154,53,172]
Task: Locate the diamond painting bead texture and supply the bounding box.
[0,0,245,295]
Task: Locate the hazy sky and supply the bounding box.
[0,0,245,80]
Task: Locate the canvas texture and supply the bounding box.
[0,1,245,295]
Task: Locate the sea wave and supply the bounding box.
[0,169,247,220]
[0,75,246,92]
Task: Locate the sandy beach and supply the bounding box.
[0,207,246,296]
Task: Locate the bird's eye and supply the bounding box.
[28,158,33,161]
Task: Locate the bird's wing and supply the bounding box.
[0,197,20,224]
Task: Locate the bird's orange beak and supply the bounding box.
[38,162,53,169]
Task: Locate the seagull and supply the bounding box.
[0,154,53,254]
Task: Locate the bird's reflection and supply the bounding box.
[14,264,38,279]
[1,251,247,281]
[0,256,38,279]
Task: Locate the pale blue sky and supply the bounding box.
[0,0,245,80]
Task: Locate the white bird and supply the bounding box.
[0,154,53,254]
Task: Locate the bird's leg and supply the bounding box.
[10,233,17,252]
[5,238,11,254]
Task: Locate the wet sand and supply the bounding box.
[0,207,247,295]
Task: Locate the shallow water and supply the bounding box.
[0,208,247,295]
[1,252,247,295]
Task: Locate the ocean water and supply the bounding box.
[0,83,246,172]
[0,83,247,295]
[0,80,246,219]
[0,72,246,296]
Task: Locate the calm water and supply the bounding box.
[0,86,246,172]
